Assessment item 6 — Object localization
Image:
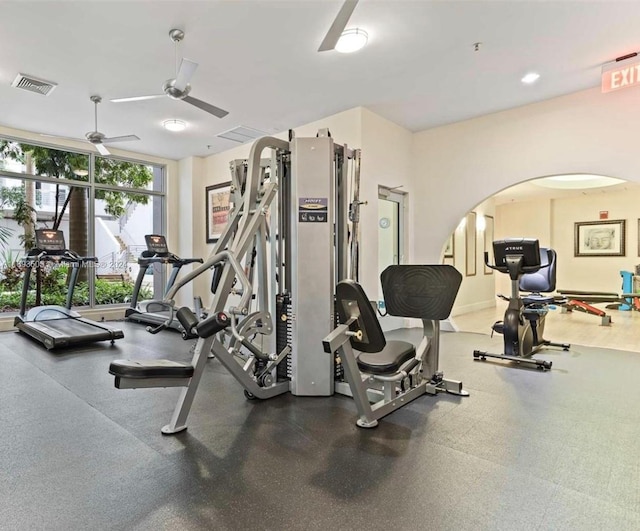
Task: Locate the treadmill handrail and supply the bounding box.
[22,249,97,265]
[138,254,203,266]
[164,250,252,316]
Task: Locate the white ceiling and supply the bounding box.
[1,1,639,161]
[494,178,640,205]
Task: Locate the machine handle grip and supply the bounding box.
[146,323,167,334]
[196,311,230,338]
[176,306,199,335]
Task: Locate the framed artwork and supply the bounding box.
[574,219,626,257]
[444,234,454,258]
[206,182,232,243]
[484,215,494,275]
[465,211,476,276]
[638,219,640,257]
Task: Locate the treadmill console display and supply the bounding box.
[493,238,541,269]
[145,234,169,255]
[35,229,66,251]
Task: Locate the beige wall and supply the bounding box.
[189,107,414,301]
[413,86,640,316]
[412,86,640,265]
[449,200,497,316]
[360,108,413,295]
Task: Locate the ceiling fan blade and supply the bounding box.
[183,95,229,118]
[174,59,198,91]
[318,0,359,52]
[95,143,111,156]
[110,94,165,103]
[102,135,140,144]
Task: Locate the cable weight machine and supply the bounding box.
[110,130,364,433]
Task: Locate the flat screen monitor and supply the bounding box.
[493,238,541,269]
[145,234,169,255]
[35,229,66,252]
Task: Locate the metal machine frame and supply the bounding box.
[110,130,460,433]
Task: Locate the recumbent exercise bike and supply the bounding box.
[473,238,569,370]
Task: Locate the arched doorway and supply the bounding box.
[445,174,640,352]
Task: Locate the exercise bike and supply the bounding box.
[473,238,570,370]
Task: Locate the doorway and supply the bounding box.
[378,186,405,330]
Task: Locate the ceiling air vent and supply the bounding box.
[217,126,267,143]
[11,73,57,96]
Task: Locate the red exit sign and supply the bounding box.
[602,55,640,93]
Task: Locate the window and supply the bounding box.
[0,138,165,315]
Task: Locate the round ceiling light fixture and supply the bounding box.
[163,119,187,132]
[335,28,369,53]
[521,72,540,84]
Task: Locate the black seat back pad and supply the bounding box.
[109,359,194,379]
[381,265,462,320]
[335,279,386,354]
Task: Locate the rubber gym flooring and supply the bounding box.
[2,322,640,530]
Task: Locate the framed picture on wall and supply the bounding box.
[465,211,477,276]
[206,182,232,243]
[444,234,454,258]
[574,219,626,257]
[484,215,494,275]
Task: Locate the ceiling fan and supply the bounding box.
[84,95,139,155]
[110,29,229,119]
[318,0,360,52]
[41,95,139,156]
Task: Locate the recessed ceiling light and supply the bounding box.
[533,174,625,189]
[521,72,540,84]
[335,28,368,53]
[163,119,186,132]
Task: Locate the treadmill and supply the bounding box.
[125,234,203,337]
[14,229,125,350]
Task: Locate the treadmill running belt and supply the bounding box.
[17,317,124,350]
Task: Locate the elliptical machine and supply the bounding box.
[473,238,569,371]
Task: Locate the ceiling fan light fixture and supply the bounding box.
[163,119,187,132]
[335,28,368,53]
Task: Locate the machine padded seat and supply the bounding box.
[356,340,416,375]
[522,294,555,306]
[109,359,194,379]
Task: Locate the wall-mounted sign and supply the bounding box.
[602,55,640,93]
[298,197,328,223]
